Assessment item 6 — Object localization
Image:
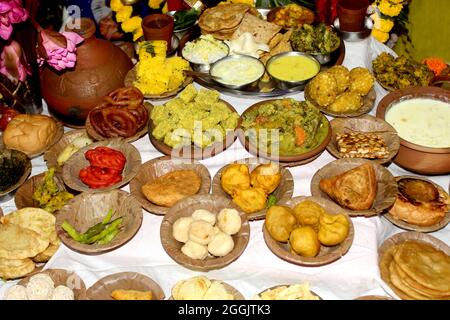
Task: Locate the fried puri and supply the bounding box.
[142,170,202,207]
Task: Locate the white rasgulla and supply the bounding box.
[192,209,216,225]
[181,240,209,260]
[26,274,55,300]
[172,216,194,243]
[51,285,75,300]
[5,285,28,300]
[217,208,241,235]
[207,231,234,257]
[188,220,215,245]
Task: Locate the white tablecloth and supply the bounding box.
[1,37,449,300]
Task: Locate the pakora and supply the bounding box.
[266,205,297,242]
[293,200,325,232]
[250,162,281,194]
[289,226,321,257]
[317,213,349,246]
[221,164,251,196]
[232,187,267,214]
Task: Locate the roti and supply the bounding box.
[1,208,56,243]
[393,241,450,293]
[199,4,250,32]
[388,261,431,300]
[0,224,49,260]
[142,170,202,207]
[0,257,35,279]
[231,13,281,45]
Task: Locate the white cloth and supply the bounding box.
[1,37,449,300]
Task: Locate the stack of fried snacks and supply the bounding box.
[380,240,450,300]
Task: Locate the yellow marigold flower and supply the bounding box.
[116,6,133,23]
[110,0,124,12]
[121,16,142,33]
[162,1,168,13]
[371,28,390,43]
[149,0,165,9]
[388,0,405,4]
[378,0,403,17]
[371,13,394,33]
[220,0,254,5]
[133,27,143,41]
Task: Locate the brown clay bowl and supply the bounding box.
[160,194,250,272]
[62,138,141,193]
[170,278,245,300]
[211,157,294,221]
[263,196,354,267]
[237,99,331,164]
[256,284,322,300]
[43,129,92,173]
[18,269,87,300]
[86,272,165,300]
[383,175,450,233]
[148,101,238,160]
[85,102,153,143]
[376,86,450,175]
[310,158,398,217]
[55,190,143,255]
[326,115,400,164]
[0,148,32,198]
[378,231,450,300]
[129,156,211,215]
[14,171,70,210]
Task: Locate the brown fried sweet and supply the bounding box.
[348,67,374,96]
[327,66,350,94]
[142,170,202,207]
[328,92,362,113]
[306,72,338,107]
[265,205,297,242]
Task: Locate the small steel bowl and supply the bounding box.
[333,17,373,42]
[266,52,320,90]
[209,55,266,90]
[181,41,229,73]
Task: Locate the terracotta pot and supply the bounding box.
[337,0,369,32]
[142,14,174,49]
[40,18,133,127]
[376,86,450,175]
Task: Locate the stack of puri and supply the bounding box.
[380,240,450,300]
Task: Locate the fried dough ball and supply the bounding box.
[188,220,215,245]
[317,213,349,246]
[327,66,350,94]
[192,209,216,225]
[307,72,338,107]
[217,208,241,235]
[221,164,251,196]
[289,226,321,257]
[207,231,234,257]
[293,200,326,232]
[265,205,297,242]
[172,216,194,243]
[181,240,209,260]
[349,67,374,96]
[232,187,267,214]
[328,92,362,113]
[250,162,282,194]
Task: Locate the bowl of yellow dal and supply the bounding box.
[267,52,320,90]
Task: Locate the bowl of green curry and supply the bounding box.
[238,99,331,164]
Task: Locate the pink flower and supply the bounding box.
[0,40,29,83]
[0,0,28,40]
[37,29,84,71]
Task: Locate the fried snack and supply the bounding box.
[326,66,350,94]
[220,164,251,196]
[336,132,389,159]
[388,178,448,226]
[232,187,267,214]
[306,72,338,107]
[203,280,234,300]
[192,209,216,225]
[328,92,362,113]
[188,220,215,245]
[257,283,319,300]
[231,13,281,45]
[348,67,374,96]
[388,261,431,300]
[250,162,281,194]
[172,217,194,243]
[217,208,241,235]
[207,231,234,257]
[172,276,211,300]
[293,200,325,232]
[181,240,209,260]
[0,258,35,280]
[0,224,49,260]
[111,289,153,300]
[33,239,60,263]
[142,170,202,207]
[289,226,321,257]
[317,213,349,246]
[319,163,377,210]
[265,205,297,242]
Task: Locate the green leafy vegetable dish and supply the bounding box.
[241,99,329,156]
[0,149,27,192]
[150,84,239,148]
[290,23,340,54]
[173,8,199,31]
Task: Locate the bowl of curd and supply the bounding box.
[376,86,450,175]
[266,52,320,90]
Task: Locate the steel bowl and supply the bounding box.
[181,40,229,73]
[333,17,373,42]
[266,52,320,90]
[209,55,266,90]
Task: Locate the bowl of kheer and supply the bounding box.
[376,86,450,175]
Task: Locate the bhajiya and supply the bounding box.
[317,213,349,246]
[232,187,267,214]
[250,162,281,194]
[289,226,321,257]
[265,205,297,242]
[221,164,251,196]
[293,200,325,232]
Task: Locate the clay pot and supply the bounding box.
[337,0,369,32]
[40,18,133,127]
